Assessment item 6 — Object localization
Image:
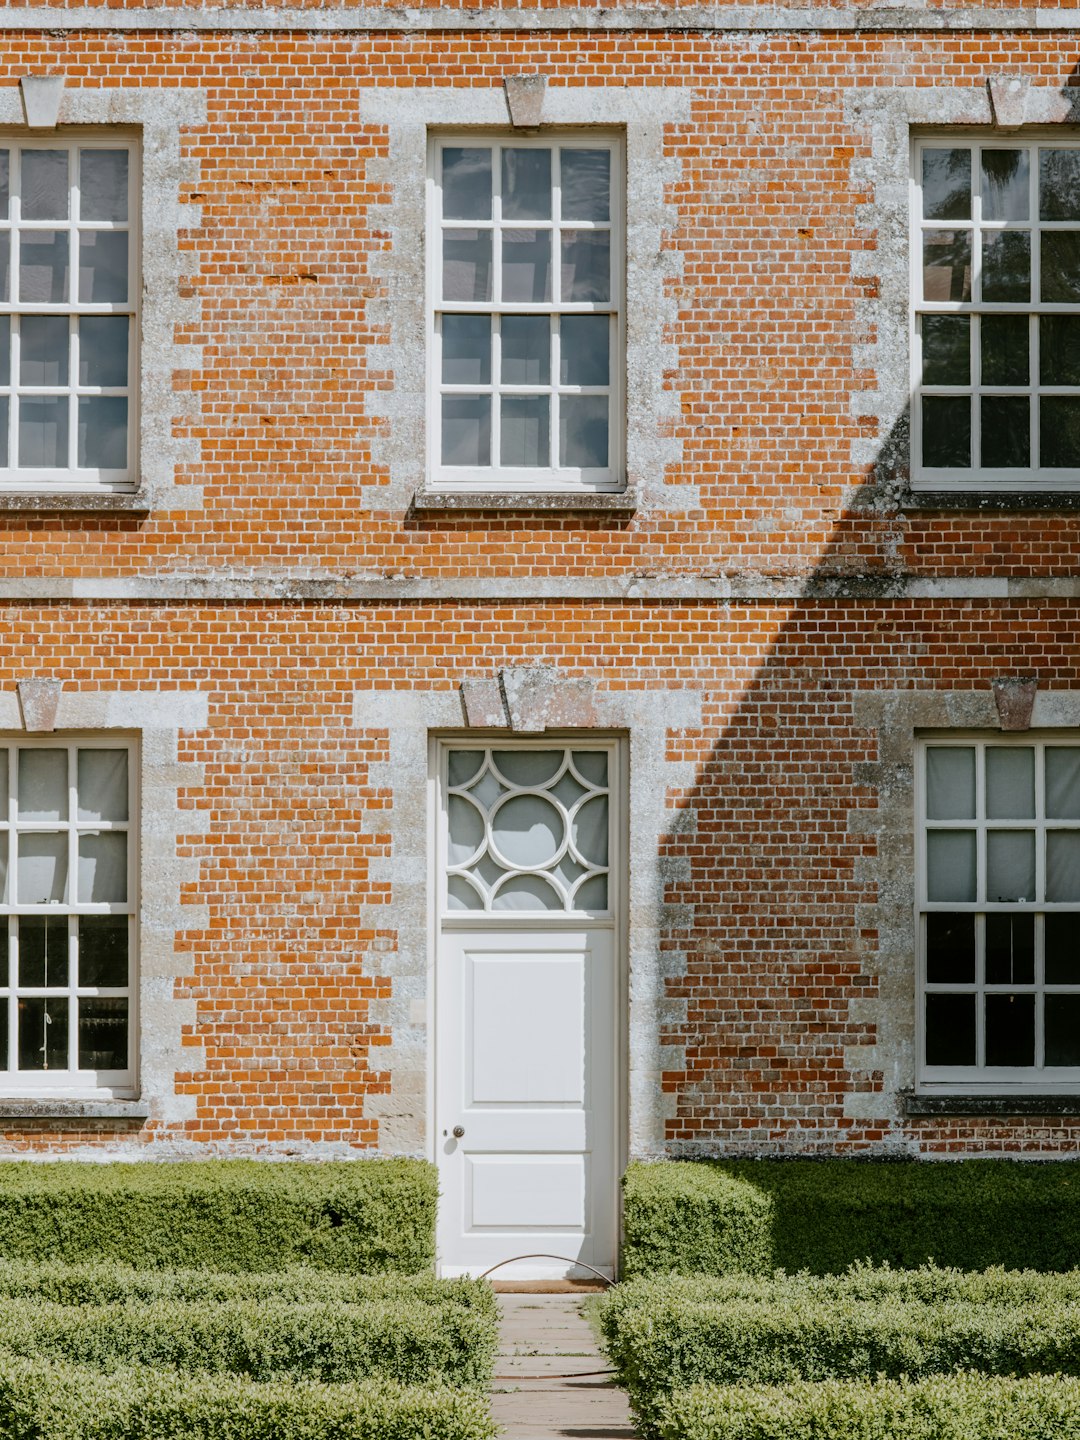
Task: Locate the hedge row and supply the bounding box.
[0,1259,495,1318]
[0,1296,498,1388]
[657,1374,1080,1440]
[621,1159,1080,1276]
[0,1160,436,1274]
[0,1351,496,1440]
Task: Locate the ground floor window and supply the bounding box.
[0,739,135,1093]
[919,737,1080,1087]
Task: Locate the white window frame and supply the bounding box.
[912,133,1080,493]
[0,737,138,1097]
[917,735,1080,1092]
[0,135,139,494]
[427,131,625,494]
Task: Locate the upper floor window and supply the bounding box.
[0,140,137,493]
[919,738,1080,1088]
[429,134,624,494]
[913,136,1080,492]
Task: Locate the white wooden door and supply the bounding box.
[434,742,622,1280]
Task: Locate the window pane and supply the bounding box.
[1040,315,1080,386]
[501,316,550,386]
[986,993,1035,1066]
[442,148,492,221]
[18,750,67,821]
[0,234,9,303]
[923,231,971,302]
[78,397,127,469]
[1041,397,1080,468]
[19,316,68,387]
[77,833,127,904]
[981,396,1029,469]
[922,397,971,468]
[572,795,608,867]
[491,794,564,868]
[986,831,1035,903]
[501,149,551,221]
[447,876,483,911]
[79,150,128,223]
[0,397,9,468]
[0,750,8,815]
[561,149,611,222]
[1040,149,1080,220]
[500,396,549,468]
[78,997,128,1071]
[0,999,5,1069]
[447,750,484,788]
[1046,914,1080,984]
[77,750,128,823]
[447,795,483,867]
[1040,232,1080,303]
[926,747,975,819]
[926,831,976,902]
[78,232,128,304]
[491,875,563,911]
[441,315,491,386]
[18,397,68,469]
[18,916,68,988]
[493,751,562,787]
[1047,748,1080,819]
[926,912,976,983]
[79,317,128,388]
[1047,832,1080,902]
[18,997,67,1071]
[17,834,67,905]
[561,316,610,386]
[441,395,490,466]
[981,232,1030,303]
[442,230,492,303]
[986,747,1035,818]
[561,230,610,302]
[560,395,608,469]
[982,315,1028,386]
[19,231,69,304]
[0,151,9,220]
[21,151,68,221]
[921,315,969,385]
[985,913,1035,985]
[926,993,976,1064]
[78,916,128,987]
[982,149,1029,221]
[922,149,971,220]
[1045,995,1080,1067]
[502,230,551,303]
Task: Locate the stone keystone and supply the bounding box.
[499,667,599,734]
[503,75,548,129]
[17,679,63,733]
[460,678,508,728]
[992,676,1038,732]
[20,76,65,130]
[987,75,1030,131]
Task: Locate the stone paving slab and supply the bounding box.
[491,1294,638,1440]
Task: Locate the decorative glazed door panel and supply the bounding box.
[434,742,622,1279]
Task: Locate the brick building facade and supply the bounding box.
[0,0,1078,1276]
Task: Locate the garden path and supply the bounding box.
[491,1293,638,1440]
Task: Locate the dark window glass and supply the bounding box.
[77,997,127,1071]
[1041,397,1080,468]
[1046,914,1080,984]
[1040,315,1080,386]
[926,913,976,984]
[926,993,976,1065]
[17,996,67,1071]
[1040,149,1080,220]
[923,231,972,302]
[923,397,971,468]
[78,916,128,988]
[982,232,1030,303]
[982,149,1029,221]
[985,993,1035,1066]
[981,396,1030,468]
[922,315,970,385]
[923,149,972,220]
[985,913,1035,986]
[982,315,1029,386]
[1041,232,1080,303]
[1045,994,1080,1067]
[18,916,67,987]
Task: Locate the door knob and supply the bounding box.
[452,1125,465,1138]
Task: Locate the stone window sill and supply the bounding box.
[899,490,1080,513]
[0,1099,149,1121]
[411,488,639,515]
[904,1092,1080,1117]
[0,491,150,514]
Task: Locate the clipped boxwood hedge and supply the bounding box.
[0,1160,436,1273]
[657,1374,1080,1440]
[599,1269,1080,1432]
[622,1159,1080,1276]
[0,1296,498,1388]
[0,1351,497,1440]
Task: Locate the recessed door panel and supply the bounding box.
[467,1154,587,1230]
[469,953,584,1105]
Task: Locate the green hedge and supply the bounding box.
[0,1160,436,1273]
[622,1160,1080,1275]
[0,1296,497,1388]
[657,1374,1080,1440]
[599,1270,1080,1432]
[0,1351,496,1440]
[0,1259,494,1318]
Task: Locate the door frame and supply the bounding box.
[427,731,630,1278]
